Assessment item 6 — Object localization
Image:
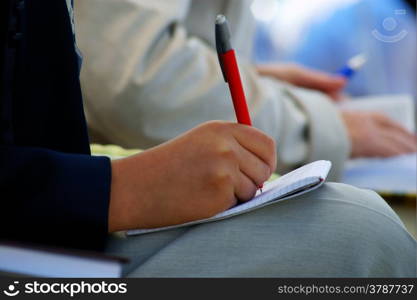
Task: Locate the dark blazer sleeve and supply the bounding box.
[0,0,112,251]
[0,146,111,251]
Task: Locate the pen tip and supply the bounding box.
[348,53,367,70]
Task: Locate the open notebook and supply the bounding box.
[128,160,331,236]
[343,153,416,195]
[339,94,415,132]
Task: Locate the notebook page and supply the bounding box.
[127,160,331,236]
[339,95,415,132]
[342,153,416,194]
[213,160,331,218]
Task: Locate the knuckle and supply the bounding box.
[216,145,238,161]
[204,120,231,132]
[210,169,234,189]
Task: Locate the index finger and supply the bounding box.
[375,114,417,140]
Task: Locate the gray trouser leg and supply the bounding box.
[105,183,417,277]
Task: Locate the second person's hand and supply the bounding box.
[342,111,417,158]
[256,63,347,101]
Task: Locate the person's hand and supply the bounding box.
[108,121,277,232]
[342,111,417,158]
[256,63,347,101]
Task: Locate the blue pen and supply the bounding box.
[337,54,367,79]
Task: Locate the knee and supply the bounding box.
[294,183,416,276]
[309,183,402,223]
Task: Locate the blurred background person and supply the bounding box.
[253,0,417,98]
[75,0,416,180]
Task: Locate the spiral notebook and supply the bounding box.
[127,160,332,236]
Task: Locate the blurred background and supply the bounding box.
[252,0,416,99]
[250,0,416,237]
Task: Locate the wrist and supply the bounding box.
[108,158,128,232]
[108,151,162,232]
[109,156,147,232]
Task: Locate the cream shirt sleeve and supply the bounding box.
[75,0,350,180]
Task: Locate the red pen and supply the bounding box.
[215,15,263,192]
